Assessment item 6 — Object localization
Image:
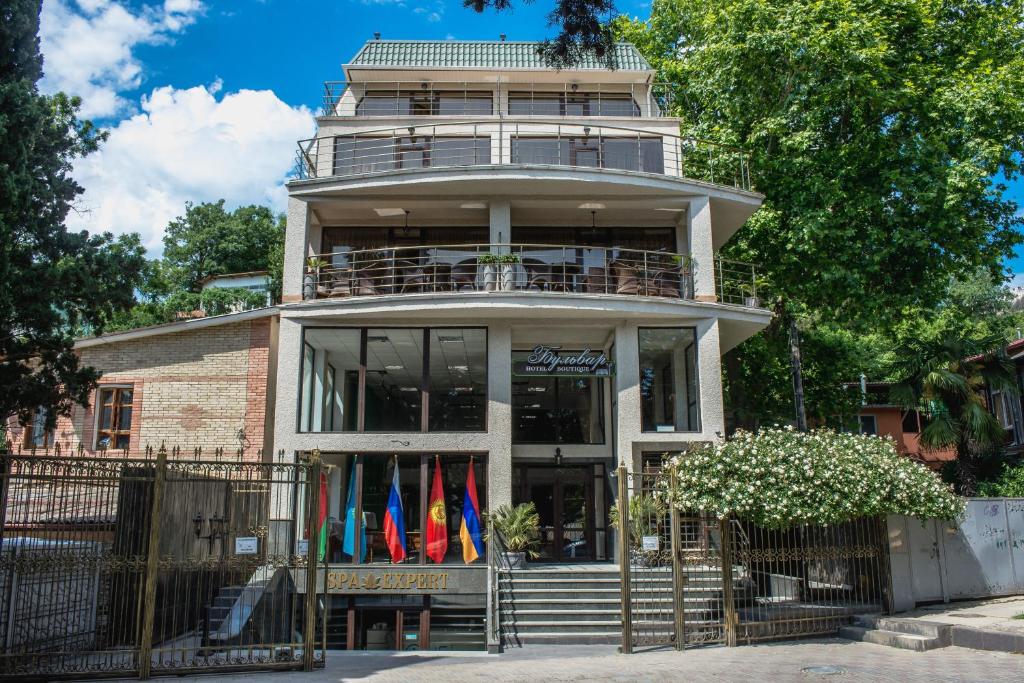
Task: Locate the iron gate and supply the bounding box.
[0,445,325,679]
[616,465,891,652]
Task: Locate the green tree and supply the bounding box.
[888,328,1017,495]
[162,200,284,292]
[0,1,145,432]
[615,0,1024,425]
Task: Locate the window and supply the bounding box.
[858,414,877,436]
[507,92,639,117]
[511,136,664,173]
[901,410,921,434]
[96,387,133,449]
[639,328,699,432]
[512,352,605,444]
[301,328,487,433]
[23,407,53,448]
[334,137,490,176]
[356,91,492,116]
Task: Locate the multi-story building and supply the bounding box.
[272,38,772,649]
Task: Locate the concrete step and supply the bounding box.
[838,625,946,652]
[854,615,951,644]
[502,632,622,646]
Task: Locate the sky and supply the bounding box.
[37,0,1024,280]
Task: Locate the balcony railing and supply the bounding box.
[295,121,751,190]
[321,81,677,118]
[299,243,761,308]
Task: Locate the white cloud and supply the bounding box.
[67,83,315,253]
[40,0,205,118]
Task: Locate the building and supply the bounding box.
[201,271,273,308]
[272,38,772,648]
[850,381,956,470]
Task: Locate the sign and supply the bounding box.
[642,535,660,551]
[296,539,309,556]
[314,565,488,595]
[513,346,614,377]
[328,570,449,591]
[234,536,258,555]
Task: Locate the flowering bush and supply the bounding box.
[664,427,963,528]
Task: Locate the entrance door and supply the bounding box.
[515,465,595,562]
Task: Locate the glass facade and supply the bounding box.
[301,328,487,433]
[638,328,700,432]
[511,351,605,444]
[510,136,664,174]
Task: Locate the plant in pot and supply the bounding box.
[478,253,499,291]
[304,257,328,300]
[609,494,667,567]
[486,502,541,569]
[737,279,764,308]
[497,253,520,291]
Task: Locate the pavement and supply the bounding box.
[899,595,1024,635]
[155,639,1023,682]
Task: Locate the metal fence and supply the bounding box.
[0,446,325,679]
[616,466,890,652]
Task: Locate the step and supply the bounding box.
[838,625,946,652]
[854,615,951,644]
[502,632,622,646]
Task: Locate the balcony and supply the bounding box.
[300,244,761,307]
[321,81,677,118]
[295,122,751,191]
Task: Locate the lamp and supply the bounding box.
[193,511,228,552]
[554,447,563,466]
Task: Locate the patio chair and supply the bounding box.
[611,260,640,295]
[450,258,478,291]
[581,266,609,294]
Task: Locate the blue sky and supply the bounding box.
[38,0,1024,280]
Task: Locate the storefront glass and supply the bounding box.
[511,350,605,444]
[639,327,700,432]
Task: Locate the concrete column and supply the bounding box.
[283,197,312,303]
[273,317,304,461]
[489,200,511,252]
[487,323,513,509]
[688,196,716,302]
[696,318,725,440]
[613,323,640,473]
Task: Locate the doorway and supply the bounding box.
[513,464,603,562]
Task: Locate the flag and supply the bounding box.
[426,456,447,563]
[341,459,365,562]
[382,458,407,563]
[460,458,485,564]
[316,471,328,561]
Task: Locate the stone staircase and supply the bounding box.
[838,615,951,651]
[497,564,737,646]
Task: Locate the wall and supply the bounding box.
[887,498,1024,611]
[860,406,956,469]
[6,319,273,460]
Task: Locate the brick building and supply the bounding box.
[7,308,278,460]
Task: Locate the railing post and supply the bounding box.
[137,444,168,680]
[720,516,738,647]
[670,470,686,650]
[617,465,633,654]
[303,449,322,671]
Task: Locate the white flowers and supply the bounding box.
[665,427,964,528]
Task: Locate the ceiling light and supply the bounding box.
[400,387,419,392]
[449,365,469,371]
[367,335,389,342]
[454,387,474,392]
[437,335,464,343]
[528,386,547,393]
[385,365,404,371]
[578,202,605,210]
[460,202,487,209]
[374,208,406,217]
[655,207,685,212]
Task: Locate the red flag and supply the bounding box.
[426,456,448,563]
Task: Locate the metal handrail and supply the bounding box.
[302,242,706,303]
[321,80,677,118]
[486,518,512,650]
[293,120,751,191]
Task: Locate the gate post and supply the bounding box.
[302,450,323,671]
[669,470,685,651]
[616,465,632,654]
[138,444,168,680]
[720,516,738,647]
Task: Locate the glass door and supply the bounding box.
[515,464,594,562]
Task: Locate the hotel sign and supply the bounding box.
[298,565,488,595]
[514,346,614,377]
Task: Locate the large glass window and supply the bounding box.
[512,351,605,444]
[301,328,487,433]
[96,386,134,449]
[511,136,663,173]
[334,137,490,176]
[507,93,639,117]
[639,328,699,432]
[356,91,492,116]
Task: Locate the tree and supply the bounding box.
[0,1,145,432]
[162,200,284,292]
[615,0,1024,425]
[888,328,1017,495]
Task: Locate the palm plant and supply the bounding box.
[889,329,1017,495]
[486,502,541,558]
[609,494,667,549]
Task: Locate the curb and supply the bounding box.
[950,625,1024,654]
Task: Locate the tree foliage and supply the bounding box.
[0,1,145,430]
[665,427,964,527]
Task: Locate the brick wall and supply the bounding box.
[6,318,274,461]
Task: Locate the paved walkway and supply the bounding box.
[899,596,1024,635]
[160,639,1022,682]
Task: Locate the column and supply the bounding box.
[489,200,511,252]
[696,318,725,440]
[613,323,640,473]
[283,197,312,303]
[688,196,716,302]
[486,323,513,508]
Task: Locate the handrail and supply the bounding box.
[486,517,512,651]
[293,119,751,191]
[320,80,677,118]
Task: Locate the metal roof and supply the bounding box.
[347,40,652,71]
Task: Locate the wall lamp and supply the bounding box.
[554,447,563,466]
[193,512,228,551]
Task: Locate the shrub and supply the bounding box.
[664,427,963,528]
[977,463,1024,498]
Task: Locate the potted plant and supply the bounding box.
[737,279,763,308]
[478,253,499,291]
[498,253,520,291]
[304,257,328,300]
[609,494,667,567]
[486,502,541,569]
